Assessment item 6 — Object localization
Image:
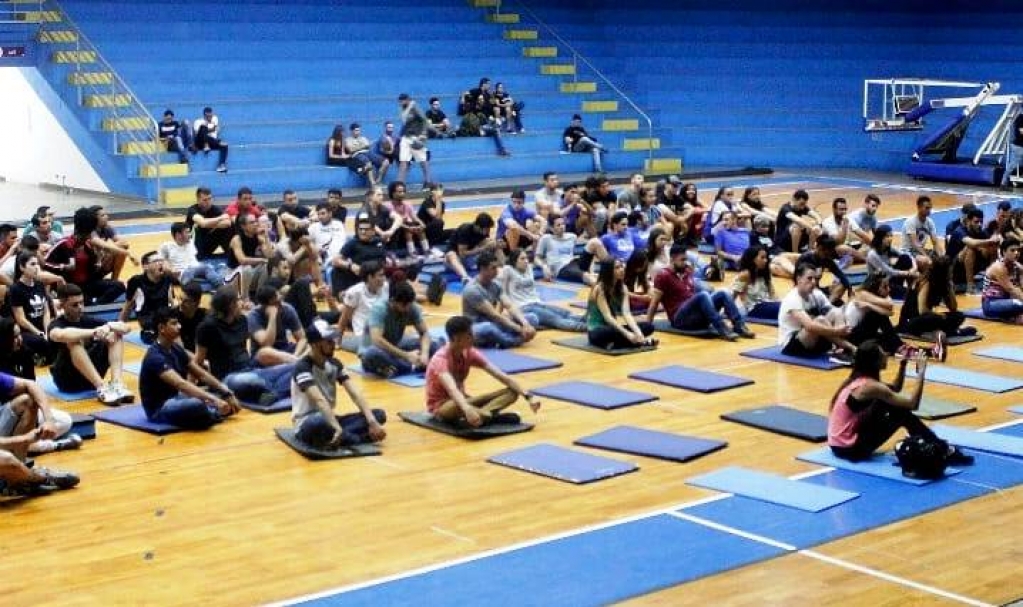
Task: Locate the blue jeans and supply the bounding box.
[672,290,747,335]
[572,137,604,172]
[181,262,226,287]
[982,297,1023,319]
[359,336,442,377]
[522,303,586,331]
[225,363,295,403]
[472,312,540,348]
[296,409,387,448]
[480,124,508,155]
[149,396,222,430]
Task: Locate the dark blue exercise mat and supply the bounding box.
[745,315,779,327]
[91,405,183,436]
[628,365,753,393]
[530,381,658,410]
[238,397,292,414]
[487,443,638,484]
[898,331,982,345]
[931,423,1023,458]
[274,427,381,460]
[574,425,727,462]
[398,411,534,438]
[650,319,719,338]
[347,363,427,388]
[70,413,96,440]
[739,345,843,370]
[478,349,563,374]
[551,335,657,356]
[720,405,828,442]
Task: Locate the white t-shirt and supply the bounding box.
[158,240,199,273]
[342,281,388,338]
[778,286,832,346]
[308,219,347,260]
[194,115,220,139]
[533,187,563,210]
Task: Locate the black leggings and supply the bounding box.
[899,311,965,336]
[849,310,904,354]
[587,321,655,350]
[831,401,937,461]
[556,260,587,284]
[84,279,127,305]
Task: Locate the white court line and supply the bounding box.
[667,511,798,551]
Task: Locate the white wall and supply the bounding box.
[0,67,108,192]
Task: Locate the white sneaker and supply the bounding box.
[97,384,120,406]
[31,433,84,454]
[112,382,134,404]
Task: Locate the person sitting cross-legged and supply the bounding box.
[120,251,179,345]
[587,259,657,350]
[444,213,497,284]
[778,262,856,363]
[357,280,440,377]
[48,284,133,405]
[462,251,538,349]
[159,222,225,288]
[425,315,541,428]
[246,282,307,367]
[140,307,240,429]
[500,248,586,331]
[291,320,386,449]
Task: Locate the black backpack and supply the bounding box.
[895,435,949,480]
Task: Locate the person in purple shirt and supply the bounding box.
[714,211,752,270]
[496,190,538,251]
[586,211,636,264]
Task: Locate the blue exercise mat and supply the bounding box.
[533,284,579,302]
[306,514,784,607]
[628,365,753,393]
[487,443,638,484]
[796,446,961,485]
[720,405,828,442]
[37,376,96,402]
[745,315,779,327]
[974,345,1023,363]
[686,466,859,512]
[348,363,426,388]
[906,364,1023,393]
[740,345,843,370]
[239,397,292,414]
[551,335,657,356]
[70,413,96,440]
[530,381,658,410]
[479,349,563,374]
[961,308,1015,324]
[91,405,182,435]
[1010,406,1023,416]
[574,425,726,462]
[931,423,1023,458]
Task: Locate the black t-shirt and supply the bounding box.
[563,126,590,147]
[48,314,105,380]
[177,306,206,352]
[340,237,387,266]
[196,315,251,378]
[227,232,262,269]
[425,108,447,125]
[583,189,616,207]
[125,273,177,318]
[417,196,445,225]
[279,203,311,222]
[361,205,394,234]
[186,203,228,249]
[139,341,190,417]
[330,205,348,224]
[451,222,486,253]
[10,281,49,331]
[775,203,811,243]
[158,120,181,140]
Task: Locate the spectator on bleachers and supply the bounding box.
[159,222,225,288]
[536,216,591,285]
[358,280,440,377]
[777,262,854,363]
[158,110,191,165]
[775,189,822,253]
[456,91,511,157]
[341,123,377,184]
[467,77,494,107]
[731,245,780,321]
[417,182,449,248]
[897,255,969,338]
[193,106,229,173]
[119,251,179,345]
[588,259,656,350]
[499,248,585,331]
[461,251,538,349]
[247,283,307,366]
[425,97,455,139]
[48,284,132,405]
[91,205,138,281]
[981,239,1023,322]
[902,195,943,273]
[10,252,53,365]
[493,82,524,133]
[497,190,539,252]
[388,181,435,259]
[395,93,433,188]
[173,281,206,353]
[22,206,64,240]
[646,243,751,341]
[226,213,273,305]
[140,307,239,429]
[445,213,496,285]
[370,121,398,184]
[186,187,234,260]
[948,207,999,294]
[45,208,126,306]
[563,114,606,173]
[226,187,265,220]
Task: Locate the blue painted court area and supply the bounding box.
[293,514,785,607]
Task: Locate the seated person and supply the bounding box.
[583,211,641,267]
[186,187,234,260]
[425,97,455,138]
[193,106,229,173]
[714,211,751,270]
[0,235,65,290]
[777,263,855,362]
[343,124,378,185]
[445,213,496,284]
[795,234,852,304]
[462,251,538,349]
[0,372,80,496]
[493,82,524,133]
[387,181,434,258]
[338,261,388,341]
[902,195,944,272]
[738,186,776,229]
[425,315,540,428]
[562,114,605,172]
[948,207,999,293]
[646,244,752,341]
[309,202,348,269]
[500,249,586,331]
[981,238,1023,322]
[226,213,272,304]
[140,308,240,429]
[291,320,386,449]
[332,213,422,296]
[10,252,54,364]
[417,182,449,249]
[369,121,397,184]
[158,109,191,164]
[174,281,207,353]
[588,259,656,350]
[22,205,64,241]
[91,205,139,282]
[48,284,132,405]
[194,286,294,406]
[225,187,266,221]
[44,207,126,305]
[535,216,592,285]
[497,190,538,252]
[897,255,969,338]
[159,222,225,287]
[775,189,822,253]
[277,190,314,233]
[845,274,946,361]
[731,245,780,320]
[866,225,918,295]
[358,280,440,377]
[828,340,972,466]
[247,283,307,366]
[23,212,62,256]
[120,251,179,344]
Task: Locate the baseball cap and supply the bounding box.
[667,175,682,185]
[306,319,339,344]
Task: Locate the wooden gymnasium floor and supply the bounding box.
[4,173,1023,606]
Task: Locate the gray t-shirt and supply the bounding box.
[847,208,877,239]
[902,215,938,254]
[499,266,538,308]
[363,299,423,349]
[246,303,302,356]
[461,279,502,323]
[535,232,578,276]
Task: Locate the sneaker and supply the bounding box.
[488,412,521,425]
[719,331,739,342]
[894,344,921,360]
[112,382,135,404]
[735,327,756,339]
[1,482,57,497]
[931,330,948,363]
[35,467,80,490]
[216,164,228,173]
[426,273,447,306]
[96,384,121,406]
[956,326,978,337]
[828,351,853,366]
[29,433,83,455]
[946,445,975,466]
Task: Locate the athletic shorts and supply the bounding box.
[781,334,830,358]
[398,136,428,163]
